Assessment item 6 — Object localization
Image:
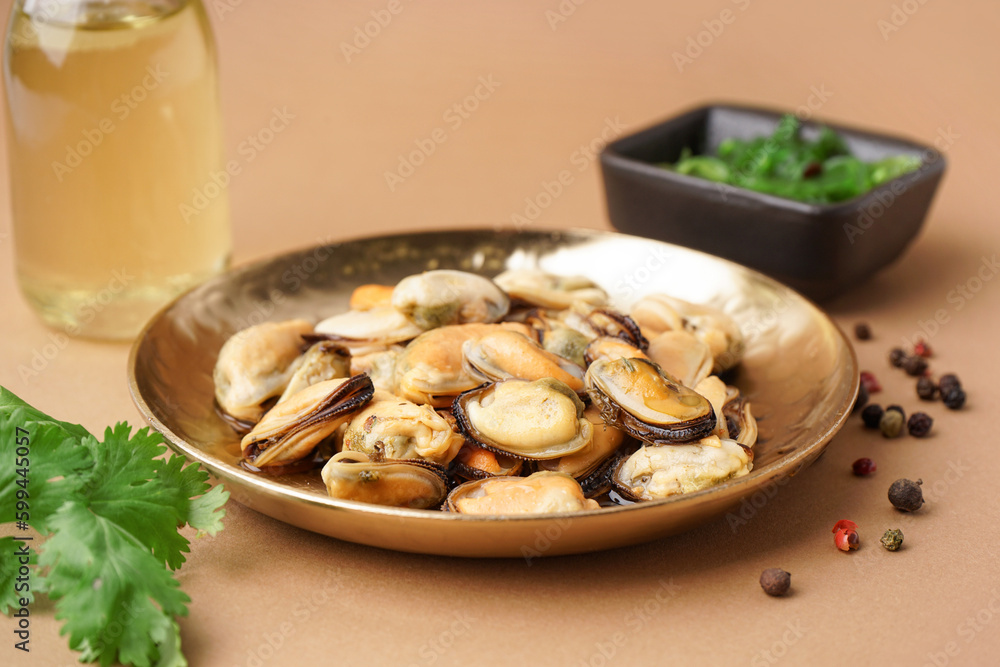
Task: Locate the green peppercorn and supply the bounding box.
[879,409,904,438]
[888,478,924,512]
[880,528,904,551]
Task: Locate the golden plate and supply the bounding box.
[128,228,858,557]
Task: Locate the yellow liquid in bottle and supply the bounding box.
[4,0,231,339]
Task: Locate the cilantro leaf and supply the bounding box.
[0,407,92,534]
[0,536,34,612]
[0,387,90,441]
[38,503,190,667]
[0,386,228,666]
[187,484,229,537]
[80,425,193,569]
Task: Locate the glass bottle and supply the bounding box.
[4,0,231,340]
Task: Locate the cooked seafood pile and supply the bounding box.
[213,269,755,515]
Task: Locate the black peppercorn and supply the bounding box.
[903,355,928,377]
[889,348,907,368]
[938,373,961,393]
[854,323,872,341]
[880,528,904,551]
[907,412,933,438]
[942,387,966,410]
[759,568,791,596]
[916,376,937,401]
[888,478,924,512]
[861,404,884,428]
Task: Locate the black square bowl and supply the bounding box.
[600,103,947,300]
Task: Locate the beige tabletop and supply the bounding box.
[4,0,1000,665]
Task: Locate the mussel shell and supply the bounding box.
[723,396,758,448]
[585,309,649,351]
[321,451,449,509]
[583,336,651,367]
[452,379,593,460]
[241,374,375,468]
[585,357,716,444]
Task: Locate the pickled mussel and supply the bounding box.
[493,269,608,309]
[215,266,762,514]
[630,294,744,373]
[322,451,449,509]
[453,378,593,460]
[214,319,313,423]
[342,390,465,466]
[612,436,752,500]
[585,357,716,444]
[276,340,352,403]
[446,471,599,515]
[315,306,423,346]
[241,375,374,469]
[392,270,510,330]
[394,323,531,407]
[462,330,585,393]
[538,406,629,497]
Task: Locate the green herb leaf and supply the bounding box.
[0,386,227,666]
[0,536,35,611]
[38,503,190,667]
[0,407,92,535]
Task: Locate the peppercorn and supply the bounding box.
[880,528,904,551]
[907,412,933,438]
[852,383,869,413]
[903,355,928,377]
[832,520,860,552]
[938,373,961,393]
[885,404,905,418]
[854,323,872,341]
[942,387,966,410]
[916,376,937,401]
[861,404,884,428]
[880,410,904,438]
[759,568,791,597]
[852,457,877,476]
[860,371,881,394]
[913,340,932,358]
[888,478,924,512]
[889,348,907,368]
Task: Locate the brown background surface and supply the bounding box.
[3,0,1000,665]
